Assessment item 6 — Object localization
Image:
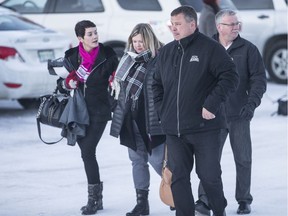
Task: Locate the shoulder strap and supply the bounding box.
[163,144,168,168]
[36,118,63,145]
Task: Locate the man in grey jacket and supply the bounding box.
[152,6,239,216]
[195,9,267,216]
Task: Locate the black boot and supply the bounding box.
[81,183,103,215]
[126,189,149,216]
[96,182,103,210]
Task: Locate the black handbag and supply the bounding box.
[36,89,69,144]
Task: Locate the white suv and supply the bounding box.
[0,0,236,58]
[2,0,285,84]
[232,0,288,84]
[0,0,176,57]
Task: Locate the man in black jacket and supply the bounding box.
[152,6,239,216]
[195,9,267,216]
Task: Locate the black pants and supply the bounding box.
[77,120,107,184]
[198,120,253,206]
[166,130,227,216]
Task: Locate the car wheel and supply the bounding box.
[18,98,40,109]
[265,40,287,84]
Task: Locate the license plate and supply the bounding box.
[38,50,55,62]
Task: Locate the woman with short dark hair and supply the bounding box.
[57,20,118,215]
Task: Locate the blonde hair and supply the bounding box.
[126,23,164,57]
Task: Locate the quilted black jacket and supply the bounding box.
[110,56,165,152]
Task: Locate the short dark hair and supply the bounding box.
[74,20,96,38]
[171,5,197,24]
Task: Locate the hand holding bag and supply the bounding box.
[159,144,175,208]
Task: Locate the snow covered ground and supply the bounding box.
[0,82,287,216]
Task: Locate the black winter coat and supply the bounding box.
[152,29,239,135]
[212,34,267,121]
[57,43,119,122]
[110,56,165,153]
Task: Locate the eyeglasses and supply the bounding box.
[219,22,241,27]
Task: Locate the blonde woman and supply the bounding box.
[110,23,165,216]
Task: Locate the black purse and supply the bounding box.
[36,89,69,144]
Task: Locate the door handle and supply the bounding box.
[258,15,269,19]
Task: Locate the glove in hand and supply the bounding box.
[109,71,120,100]
[240,104,255,121]
[110,78,121,100]
[65,71,79,89]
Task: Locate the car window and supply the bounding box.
[179,0,237,12]
[231,0,274,10]
[117,0,162,11]
[1,0,105,13]
[0,14,43,30]
[179,0,203,12]
[1,0,46,13]
[219,0,237,10]
[54,0,104,13]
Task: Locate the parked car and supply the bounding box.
[3,1,285,84]
[0,0,236,58]
[231,0,288,84]
[0,7,71,108]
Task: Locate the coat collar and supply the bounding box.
[177,28,201,49]
[212,33,245,51]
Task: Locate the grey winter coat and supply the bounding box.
[59,89,89,146]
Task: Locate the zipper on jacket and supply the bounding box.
[84,83,87,97]
[177,43,184,137]
[84,58,106,97]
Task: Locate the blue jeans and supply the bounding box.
[167,130,227,216]
[128,121,164,191]
[198,119,253,205]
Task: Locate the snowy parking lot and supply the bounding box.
[0,82,287,216]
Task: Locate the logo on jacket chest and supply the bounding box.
[189,55,199,62]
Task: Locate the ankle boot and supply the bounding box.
[81,183,103,215]
[126,189,149,216]
[96,182,103,210]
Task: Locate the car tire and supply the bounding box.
[18,98,40,109]
[265,40,287,84]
